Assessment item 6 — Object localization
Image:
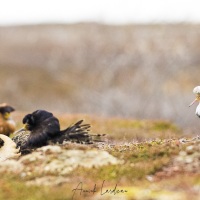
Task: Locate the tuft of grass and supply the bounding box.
[0,175,72,200]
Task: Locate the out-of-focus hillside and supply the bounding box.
[0,23,200,131]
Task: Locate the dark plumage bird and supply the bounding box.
[13,110,102,154]
[0,103,15,136]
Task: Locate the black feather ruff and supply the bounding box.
[12,110,104,154]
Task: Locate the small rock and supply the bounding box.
[0,160,24,173]
[38,145,62,153]
[186,145,194,155]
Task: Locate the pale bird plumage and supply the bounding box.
[189,86,200,117]
[0,134,20,161]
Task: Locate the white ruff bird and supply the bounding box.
[0,134,20,161]
[189,86,200,117]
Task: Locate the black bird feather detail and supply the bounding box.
[0,138,4,148]
[12,110,104,154]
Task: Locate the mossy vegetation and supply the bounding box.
[0,175,72,200]
[1,114,200,200]
[151,121,179,132]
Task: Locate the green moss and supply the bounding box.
[0,175,72,200]
[152,121,179,132]
[112,120,144,129]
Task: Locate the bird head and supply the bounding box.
[14,114,35,135]
[189,86,200,107]
[22,114,35,131]
[0,103,15,120]
[14,110,55,135]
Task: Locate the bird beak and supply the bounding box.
[13,127,26,135]
[189,98,198,107]
[4,112,11,120]
[14,123,29,135]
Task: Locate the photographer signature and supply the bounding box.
[72,180,128,199]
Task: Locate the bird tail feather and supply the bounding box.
[56,120,105,144]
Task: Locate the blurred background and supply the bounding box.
[0,0,200,133]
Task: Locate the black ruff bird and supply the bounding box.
[13,110,102,154]
[0,103,15,136]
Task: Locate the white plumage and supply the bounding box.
[189,86,200,117]
[0,134,20,161]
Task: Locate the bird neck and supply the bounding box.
[196,103,200,117]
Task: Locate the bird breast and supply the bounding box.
[196,104,200,118]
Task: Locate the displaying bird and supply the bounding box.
[13,110,103,154]
[0,103,15,136]
[189,86,200,117]
[0,134,20,161]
